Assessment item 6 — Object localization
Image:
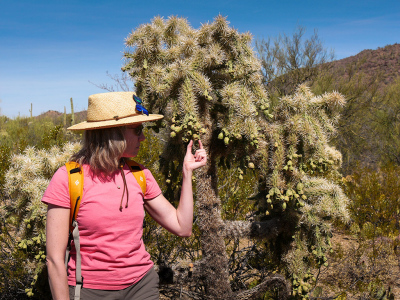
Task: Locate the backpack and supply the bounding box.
[64,159,147,300]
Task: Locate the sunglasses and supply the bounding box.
[126,124,144,136]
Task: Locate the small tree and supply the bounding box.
[256,26,334,101]
[123,15,349,299]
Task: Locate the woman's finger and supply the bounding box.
[198,140,204,149]
[186,140,193,154]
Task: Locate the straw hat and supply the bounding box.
[68,92,164,130]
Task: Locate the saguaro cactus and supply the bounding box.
[123,15,349,299]
[70,97,75,125]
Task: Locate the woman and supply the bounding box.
[42,92,207,300]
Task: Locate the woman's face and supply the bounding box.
[121,124,146,157]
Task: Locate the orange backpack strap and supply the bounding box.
[65,161,84,232]
[125,159,147,195]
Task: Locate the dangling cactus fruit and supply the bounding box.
[170,132,176,138]
[239,174,243,180]
[248,162,255,169]
[282,202,287,210]
[218,132,224,139]
[224,137,229,145]
[175,126,182,133]
[193,134,199,140]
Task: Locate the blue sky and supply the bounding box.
[0,0,399,117]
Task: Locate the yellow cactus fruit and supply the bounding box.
[193,134,199,140]
[224,137,229,145]
[166,179,171,184]
[175,126,182,133]
[282,202,287,210]
[265,210,270,216]
[248,162,255,169]
[239,174,243,180]
[170,132,176,138]
[171,125,176,131]
[218,132,224,139]
[200,128,206,134]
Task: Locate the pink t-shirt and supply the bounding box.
[42,163,162,290]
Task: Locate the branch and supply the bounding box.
[234,273,290,300]
[223,219,283,239]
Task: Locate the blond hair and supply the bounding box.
[70,127,126,175]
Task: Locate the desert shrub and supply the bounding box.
[344,164,400,238]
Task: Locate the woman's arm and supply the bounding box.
[144,140,207,237]
[46,204,70,300]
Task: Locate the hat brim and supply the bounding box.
[67,114,164,131]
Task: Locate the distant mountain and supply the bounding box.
[37,110,87,125]
[329,43,400,87]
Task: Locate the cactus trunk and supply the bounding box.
[70,97,75,125]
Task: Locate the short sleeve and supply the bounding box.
[41,166,70,208]
[143,168,162,200]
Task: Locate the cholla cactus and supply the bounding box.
[124,15,349,299]
[2,142,81,296]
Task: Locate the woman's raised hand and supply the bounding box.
[183,140,207,172]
